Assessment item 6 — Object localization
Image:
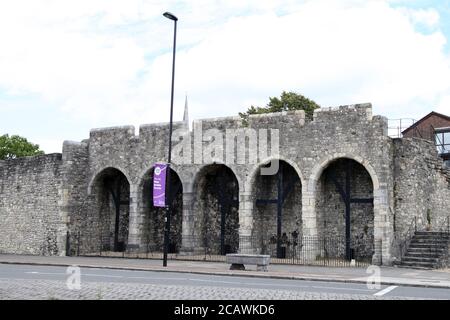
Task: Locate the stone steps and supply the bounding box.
[407,243,446,248]
[402,256,439,263]
[410,238,449,243]
[399,231,449,269]
[415,231,449,236]
[399,261,437,269]
[405,252,441,258]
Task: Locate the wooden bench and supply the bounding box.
[226,254,270,272]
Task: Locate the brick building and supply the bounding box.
[402,111,450,140]
[402,111,450,166]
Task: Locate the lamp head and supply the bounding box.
[163,12,178,21]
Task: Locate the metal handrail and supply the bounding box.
[396,216,417,260]
[387,118,416,138]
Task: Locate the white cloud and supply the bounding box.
[170,0,450,120]
[0,0,450,153]
[405,8,440,29]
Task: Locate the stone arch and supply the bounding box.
[87,166,132,196]
[308,154,380,193]
[248,158,303,258]
[191,163,240,255]
[309,154,377,262]
[86,167,131,253]
[191,160,243,194]
[246,156,305,194]
[138,165,183,253]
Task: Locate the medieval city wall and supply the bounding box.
[60,103,395,264]
[1,103,449,266]
[0,154,64,255]
[393,138,450,238]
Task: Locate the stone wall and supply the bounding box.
[0,154,63,255]
[2,103,450,266]
[393,138,450,238]
[60,141,90,255]
[59,103,394,264]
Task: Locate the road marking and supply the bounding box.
[374,286,398,296]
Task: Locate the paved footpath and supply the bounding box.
[0,254,449,289]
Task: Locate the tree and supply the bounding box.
[239,91,320,125]
[0,134,44,160]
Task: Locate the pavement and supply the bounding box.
[0,254,449,289]
[4,264,449,300]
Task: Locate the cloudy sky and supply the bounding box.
[1,0,449,153]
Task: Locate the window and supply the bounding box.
[445,160,450,168]
[435,128,450,154]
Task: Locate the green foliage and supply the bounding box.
[0,134,44,160]
[239,91,320,125]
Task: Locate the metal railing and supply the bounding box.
[394,216,417,260]
[421,216,450,268]
[394,215,450,268]
[69,232,374,267]
[388,118,416,138]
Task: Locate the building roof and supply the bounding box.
[402,111,450,134]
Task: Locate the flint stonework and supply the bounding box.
[1,104,449,266]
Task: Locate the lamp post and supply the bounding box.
[162,11,178,267]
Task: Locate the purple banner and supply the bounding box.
[153,163,167,207]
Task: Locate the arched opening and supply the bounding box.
[315,158,374,262]
[141,167,183,253]
[90,168,130,252]
[253,160,302,258]
[192,164,239,255]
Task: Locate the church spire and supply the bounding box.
[183,94,189,125]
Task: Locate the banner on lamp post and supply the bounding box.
[153,163,167,207]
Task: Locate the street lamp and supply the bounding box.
[163,11,178,267]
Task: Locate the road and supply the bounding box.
[0,264,449,300]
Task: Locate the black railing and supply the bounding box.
[70,232,374,267]
[421,218,450,268]
[394,215,450,268]
[394,216,417,260]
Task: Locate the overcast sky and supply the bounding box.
[1,0,449,153]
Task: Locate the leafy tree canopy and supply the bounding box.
[239,91,320,125]
[0,134,44,160]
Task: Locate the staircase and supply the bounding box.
[400,231,450,269]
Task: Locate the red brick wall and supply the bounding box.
[403,114,450,141]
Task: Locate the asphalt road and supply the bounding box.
[0,263,449,300]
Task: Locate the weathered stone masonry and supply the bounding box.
[1,103,449,265]
[0,154,64,255]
